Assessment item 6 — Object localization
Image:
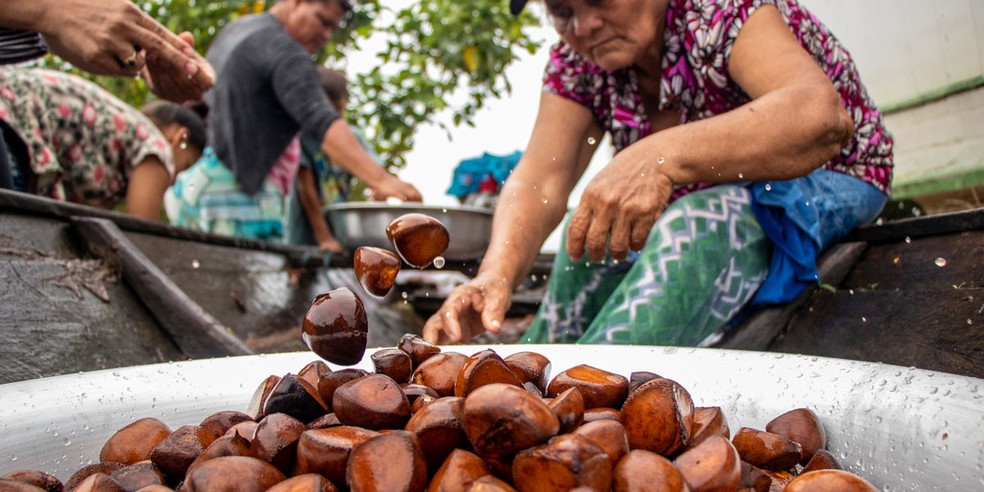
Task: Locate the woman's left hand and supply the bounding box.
[566,149,675,262]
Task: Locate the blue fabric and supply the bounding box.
[446,150,521,198]
[748,170,887,305]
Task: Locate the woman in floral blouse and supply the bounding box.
[424,0,893,346]
[0,68,205,220]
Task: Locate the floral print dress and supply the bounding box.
[542,0,894,201]
[524,0,893,346]
[0,68,173,209]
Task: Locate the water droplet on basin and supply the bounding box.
[934,257,947,267]
[433,256,445,269]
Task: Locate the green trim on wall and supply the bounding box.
[881,75,984,115]
[891,167,984,200]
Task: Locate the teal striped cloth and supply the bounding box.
[165,147,284,240]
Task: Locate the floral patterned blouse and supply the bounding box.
[543,0,894,201]
[0,68,173,208]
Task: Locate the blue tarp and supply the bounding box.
[446,150,522,199]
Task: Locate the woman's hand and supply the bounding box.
[369,177,423,203]
[34,0,212,101]
[567,148,675,262]
[422,273,512,345]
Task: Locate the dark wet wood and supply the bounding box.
[71,217,253,358]
[715,242,868,351]
[0,213,183,383]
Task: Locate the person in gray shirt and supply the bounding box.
[166,0,420,240]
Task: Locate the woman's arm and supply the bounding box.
[295,166,343,252]
[422,92,603,344]
[568,5,854,262]
[319,120,422,202]
[125,157,171,221]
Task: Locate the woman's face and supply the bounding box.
[546,0,668,71]
[281,0,347,54]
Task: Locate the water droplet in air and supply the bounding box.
[765,184,772,191]
[861,316,867,323]
[587,137,597,145]
[657,156,665,164]
[542,199,548,204]
[904,236,912,244]
[433,256,445,269]
[738,173,744,179]
[934,257,947,267]
[192,260,200,269]
[401,292,408,299]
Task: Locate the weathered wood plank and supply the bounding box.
[713,242,868,350]
[71,217,253,358]
[840,230,984,291]
[770,288,984,378]
[0,214,184,383]
[849,207,984,243]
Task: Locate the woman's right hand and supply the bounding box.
[422,273,512,345]
[35,0,212,100]
[369,177,423,203]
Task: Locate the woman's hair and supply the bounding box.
[316,66,349,103]
[141,100,207,152]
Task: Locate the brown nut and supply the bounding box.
[332,373,411,430]
[317,368,369,407]
[109,462,166,491]
[784,469,879,492]
[547,364,629,410]
[73,473,126,492]
[0,479,48,491]
[583,407,622,423]
[385,213,450,269]
[455,349,522,397]
[100,418,172,465]
[462,384,559,458]
[185,432,253,480]
[262,373,329,423]
[297,360,332,389]
[546,387,585,434]
[613,449,688,492]
[302,287,368,366]
[801,449,842,474]
[731,427,802,472]
[307,412,342,430]
[620,378,694,456]
[293,426,379,486]
[673,435,741,492]
[0,470,62,492]
[246,375,282,421]
[405,396,468,473]
[371,348,413,384]
[199,411,254,440]
[183,456,285,492]
[64,462,126,491]
[572,419,630,471]
[765,408,827,465]
[689,406,731,449]
[503,351,552,394]
[149,425,215,480]
[224,421,258,442]
[346,430,428,492]
[628,371,661,394]
[398,333,443,368]
[251,413,307,473]
[427,449,491,492]
[354,246,402,298]
[468,474,518,491]
[411,351,469,397]
[511,433,613,492]
[265,473,340,492]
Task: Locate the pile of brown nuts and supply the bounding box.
[0,333,879,491]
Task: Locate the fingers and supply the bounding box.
[131,12,199,76]
[608,214,632,261]
[583,207,613,262]
[566,205,592,261]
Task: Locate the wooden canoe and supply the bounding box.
[2,188,981,383]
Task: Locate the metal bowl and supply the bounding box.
[1,346,982,488]
[324,203,493,261]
